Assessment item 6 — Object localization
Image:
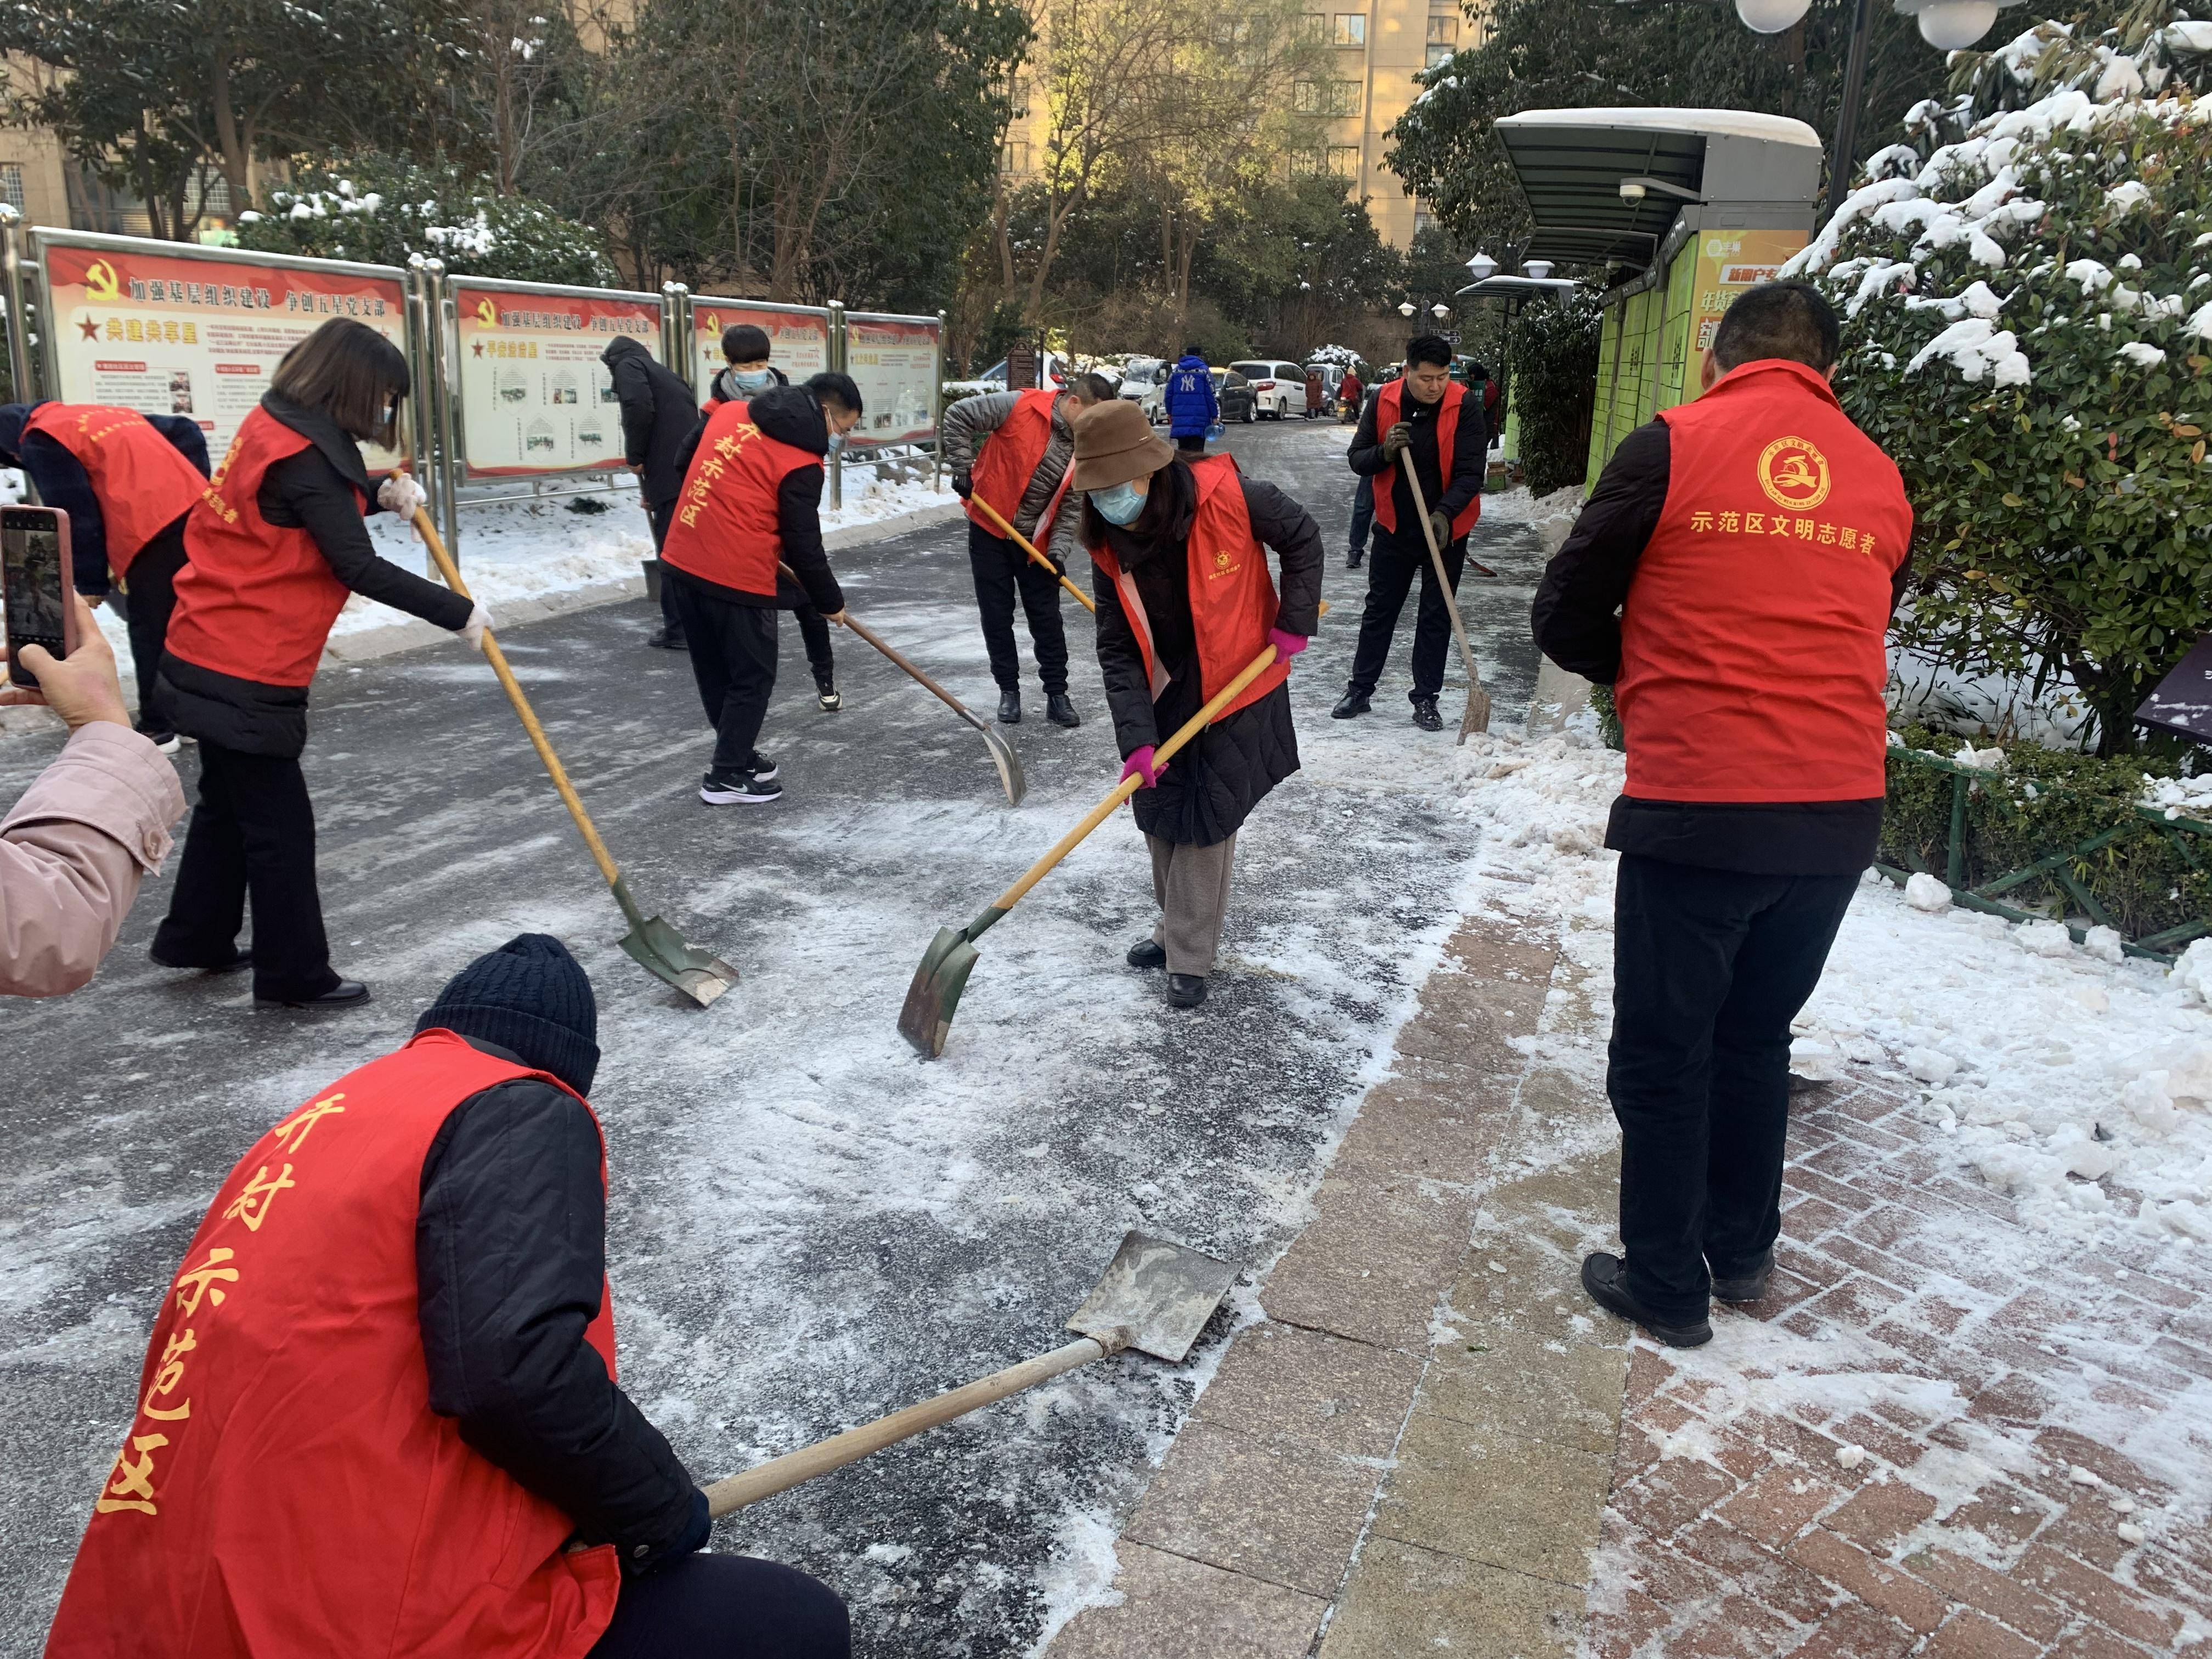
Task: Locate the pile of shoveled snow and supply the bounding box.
[1444,727,2212,1249]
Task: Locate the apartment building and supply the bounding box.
[0,55,239,238]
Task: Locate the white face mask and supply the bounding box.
[729,368,776,393]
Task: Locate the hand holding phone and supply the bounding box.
[3,505,76,692]
[1,587,131,731]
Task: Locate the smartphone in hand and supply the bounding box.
[2,506,77,692]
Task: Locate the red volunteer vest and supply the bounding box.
[22,404,206,575]
[659,398,821,595]
[45,1031,622,1659]
[964,388,1061,537]
[1090,453,1288,723]
[1616,358,1914,803]
[165,408,360,687]
[1370,379,1480,539]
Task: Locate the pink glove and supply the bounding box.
[1267,626,1310,659]
[1120,745,1163,788]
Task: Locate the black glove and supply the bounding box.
[1381,421,1412,458]
[1429,509,1452,548]
[952,471,973,499]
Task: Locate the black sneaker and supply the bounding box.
[817,685,842,712]
[1045,692,1080,728]
[1127,939,1167,969]
[1410,696,1443,732]
[701,769,782,805]
[746,752,780,782]
[1346,550,1364,569]
[151,944,252,974]
[1331,689,1371,719]
[1580,1252,1712,1347]
[1710,1249,1775,1304]
[647,627,688,651]
[998,689,1022,724]
[136,724,181,753]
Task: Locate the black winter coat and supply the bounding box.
[416,1037,703,1575]
[1091,459,1324,846]
[603,337,699,508]
[1347,379,1486,548]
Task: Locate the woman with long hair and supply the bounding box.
[1068,400,1323,1008]
[149,318,487,1009]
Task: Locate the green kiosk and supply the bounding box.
[1488,108,1824,488]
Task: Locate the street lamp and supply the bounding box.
[1398,300,1418,319]
[1431,303,1451,321]
[1465,252,1499,283]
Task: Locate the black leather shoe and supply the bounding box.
[1330,689,1371,719]
[1045,692,1080,728]
[256,979,371,1011]
[998,689,1021,724]
[1710,1249,1775,1304]
[151,945,252,974]
[1581,1251,1712,1347]
[1127,939,1167,969]
[1346,551,1364,569]
[1166,973,1208,1008]
[1410,696,1443,732]
[647,628,688,651]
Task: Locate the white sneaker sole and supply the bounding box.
[699,786,781,805]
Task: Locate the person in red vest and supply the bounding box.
[44,932,850,1658]
[1067,400,1322,1008]
[658,372,855,805]
[939,373,1114,729]
[148,319,488,1011]
[1333,336,1488,731]
[0,400,210,750]
[1532,281,1914,1348]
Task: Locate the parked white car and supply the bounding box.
[1227,360,1311,420]
[1116,357,1166,401]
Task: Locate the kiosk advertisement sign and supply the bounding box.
[688,301,831,399]
[843,315,938,446]
[1690,228,1809,385]
[451,284,663,476]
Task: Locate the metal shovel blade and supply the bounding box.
[898,923,982,1058]
[1066,1231,1244,1363]
[620,916,739,1008]
[979,720,1026,808]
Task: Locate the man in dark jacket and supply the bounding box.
[658,374,855,805]
[1531,282,1914,1350]
[1162,346,1217,453]
[1335,336,1487,730]
[602,336,703,651]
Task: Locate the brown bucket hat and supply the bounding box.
[1069,398,1176,492]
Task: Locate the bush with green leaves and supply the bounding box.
[1509,285,1603,498]
[238,155,618,288]
[1788,6,2212,754]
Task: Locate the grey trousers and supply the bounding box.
[1146,832,1237,977]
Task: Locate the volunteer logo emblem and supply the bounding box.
[1215,549,1233,571]
[1757,436,1830,511]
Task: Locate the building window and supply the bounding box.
[1426,43,1454,67]
[1294,80,1321,113]
[1333,13,1365,47]
[1009,74,1030,119]
[1300,12,1328,41]
[1002,141,1030,174]
[1293,146,1327,176]
[1328,145,1361,178]
[1427,13,1458,43]
[1328,80,1362,116]
[1414,209,1437,235]
[0,164,22,213]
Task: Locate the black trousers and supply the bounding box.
[967,522,1068,695]
[1346,529,1465,702]
[1608,855,1858,1322]
[664,570,779,774]
[113,518,188,727]
[1346,475,1374,558]
[588,1554,849,1659]
[793,603,834,684]
[153,740,337,1000]
[645,500,685,639]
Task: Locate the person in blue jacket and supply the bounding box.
[1163,344,1217,454]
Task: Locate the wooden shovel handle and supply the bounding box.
[413,506,624,890]
[967,494,1099,614]
[701,1335,1109,1518]
[988,600,1328,914]
[1396,453,1487,680]
[778,563,983,730]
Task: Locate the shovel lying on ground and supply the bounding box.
[779,563,1023,807]
[899,602,1326,1059]
[415,507,738,1007]
[701,1231,1240,1517]
[1398,449,1493,743]
[967,494,1098,615]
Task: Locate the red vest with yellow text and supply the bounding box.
[659,398,821,596]
[1090,453,1288,723]
[44,1030,623,1659]
[965,388,1061,537]
[165,408,357,687]
[1370,379,1480,540]
[1617,358,1913,803]
[22,404,206,575]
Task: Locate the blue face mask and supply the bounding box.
[729,368,776,393]
[1091,480,1146,526]
[826,431,848,456]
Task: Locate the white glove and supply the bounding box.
[461,602,492,651]
[379,472,427,520]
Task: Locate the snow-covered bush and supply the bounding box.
[1788,8,2212,754]
[238,155,618,288]
[1509,284,1603,497]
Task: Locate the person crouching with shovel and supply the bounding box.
[43,934,850,1659]
[1070,400,1323,1008]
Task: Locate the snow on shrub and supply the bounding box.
[1787,8,2212,755]
[238,155,618,288]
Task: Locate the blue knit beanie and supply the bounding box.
[417,933,600,1096]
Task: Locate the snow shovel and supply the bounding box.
[700,1230,1240,1518]
[414,507,737,1007]
[778,563,1023,807]
[899,602,1327,1059]
[1398,449,1493,744]
[967,495,1098,614]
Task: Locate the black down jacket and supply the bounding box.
[602,336,701,509]
[1090,457,1324,847]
